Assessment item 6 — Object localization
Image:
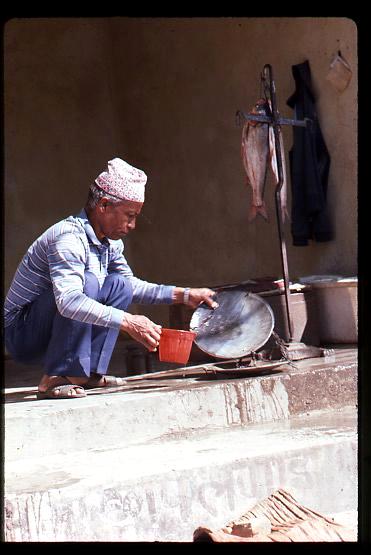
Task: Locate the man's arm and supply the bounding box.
[109,243,218,309]
[47,233,125,329]
[108,242,175,304]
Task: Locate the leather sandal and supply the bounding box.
[84,373,124,389]
[36,384,87,400]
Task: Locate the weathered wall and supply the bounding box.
[4,17,357,326]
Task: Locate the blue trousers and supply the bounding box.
[5,272,133,378]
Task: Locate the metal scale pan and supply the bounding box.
[189,288,275,361]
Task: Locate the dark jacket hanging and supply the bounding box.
[286,60,333,246]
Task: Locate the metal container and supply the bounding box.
[262,289,320,347]
[309,279,358,344]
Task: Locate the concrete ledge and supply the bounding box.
[4,407,357,542]
[5,349,357,462]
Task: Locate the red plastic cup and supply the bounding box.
[158,328,197,364]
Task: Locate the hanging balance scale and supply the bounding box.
[189,63,329,376]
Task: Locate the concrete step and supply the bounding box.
[4,406,357,542]
[4,348,357,462]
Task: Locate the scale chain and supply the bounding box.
[271,330,298,370]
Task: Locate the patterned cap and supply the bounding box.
[95,158,147,202]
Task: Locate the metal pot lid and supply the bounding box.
[189,288,275,359]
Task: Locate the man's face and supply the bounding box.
[97,199,143,240]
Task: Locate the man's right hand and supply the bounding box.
[120,313,162,352]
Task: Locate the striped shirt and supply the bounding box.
[4,209,175,330]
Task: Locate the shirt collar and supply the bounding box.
[77,208,111,248]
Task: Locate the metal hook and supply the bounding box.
[235,110,246,128]
[260,69,271,102]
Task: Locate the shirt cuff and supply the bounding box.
[160,285,177,304]
[109,307,127,329]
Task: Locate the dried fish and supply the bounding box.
[241,98,271,221]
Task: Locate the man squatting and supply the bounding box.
[4,158,218,399]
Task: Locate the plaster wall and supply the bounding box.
[4,17,357,326]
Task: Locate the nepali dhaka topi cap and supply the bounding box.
[95,158,147,202]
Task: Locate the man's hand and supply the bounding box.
[186,288,219,309]
[172,287,219,309]
[120,313,162,352]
